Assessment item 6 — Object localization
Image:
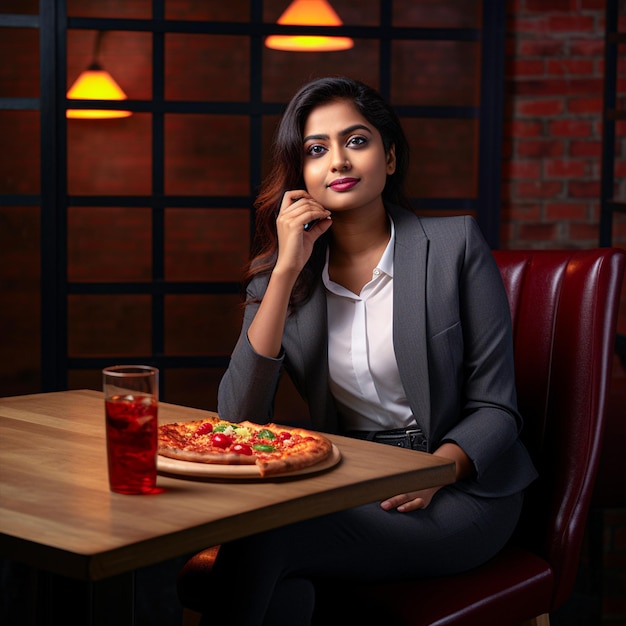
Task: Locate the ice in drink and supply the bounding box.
[105,394,158,494]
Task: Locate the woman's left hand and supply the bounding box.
[379,442,472,512]
[380,486,442,513]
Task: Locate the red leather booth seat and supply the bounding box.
[592,369,626,508]
[177,248,625,626]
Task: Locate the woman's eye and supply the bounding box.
[348,136,367,147]
[306,144,326,156]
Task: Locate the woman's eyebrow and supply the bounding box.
[303,124,372,143]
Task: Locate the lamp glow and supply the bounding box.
[265,0,354,52]
[67,64,131,119]
[67,31,132,120]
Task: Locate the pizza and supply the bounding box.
[158,417,334,477]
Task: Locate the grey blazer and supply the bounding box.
[218,204,538,498]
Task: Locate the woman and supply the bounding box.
[206,76,537,626]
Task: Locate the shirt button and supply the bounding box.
[373,268,380,276]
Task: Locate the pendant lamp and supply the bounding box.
[67,31,132,119]
[265,0,354,52]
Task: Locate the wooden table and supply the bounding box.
[0,389,455,625]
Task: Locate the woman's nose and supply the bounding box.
[331,157,350,172]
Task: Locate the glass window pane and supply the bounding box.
[67,368,101,393]
[393,0,481,28]
[0,205,40,397]
[67,0,152,19]
[261,114,281,181]
[165,35,250,102]
[403,118,478,198]
[262,40,379,102]
[165,208,250,282]
[391,41,480,107]
[165,294,242,356]
[0,111,39,194]
[68,207,152,283]
[165,368,223,411]
[165,0,249,21]
[165,114,249,195]
[68,295,152,357]
[0,27,39,98]
[67,113,152,195]
[67,30,152,102]
[0,0,38,12]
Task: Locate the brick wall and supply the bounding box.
[501,0,619,250]
[502,3,626,623]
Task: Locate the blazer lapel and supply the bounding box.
[389,205,432,438]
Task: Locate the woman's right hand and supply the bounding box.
[246,191,331,358]
[274,190,332,276]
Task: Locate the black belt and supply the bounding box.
[344,427,427,452]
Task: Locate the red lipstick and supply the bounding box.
[328,177,359,191]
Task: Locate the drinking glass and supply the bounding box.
[103,365,159,494]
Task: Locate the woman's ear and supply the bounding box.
[386,144,397,175]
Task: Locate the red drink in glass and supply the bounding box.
[105,394,158,494]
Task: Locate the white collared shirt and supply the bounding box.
[323,219,414,431]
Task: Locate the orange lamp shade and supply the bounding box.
[265,0,354,52]
[66,63,132,119]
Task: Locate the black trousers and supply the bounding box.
[200,485,524,626]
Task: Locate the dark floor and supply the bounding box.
[1,556,620,626]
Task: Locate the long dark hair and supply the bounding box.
[245,76,411,307]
